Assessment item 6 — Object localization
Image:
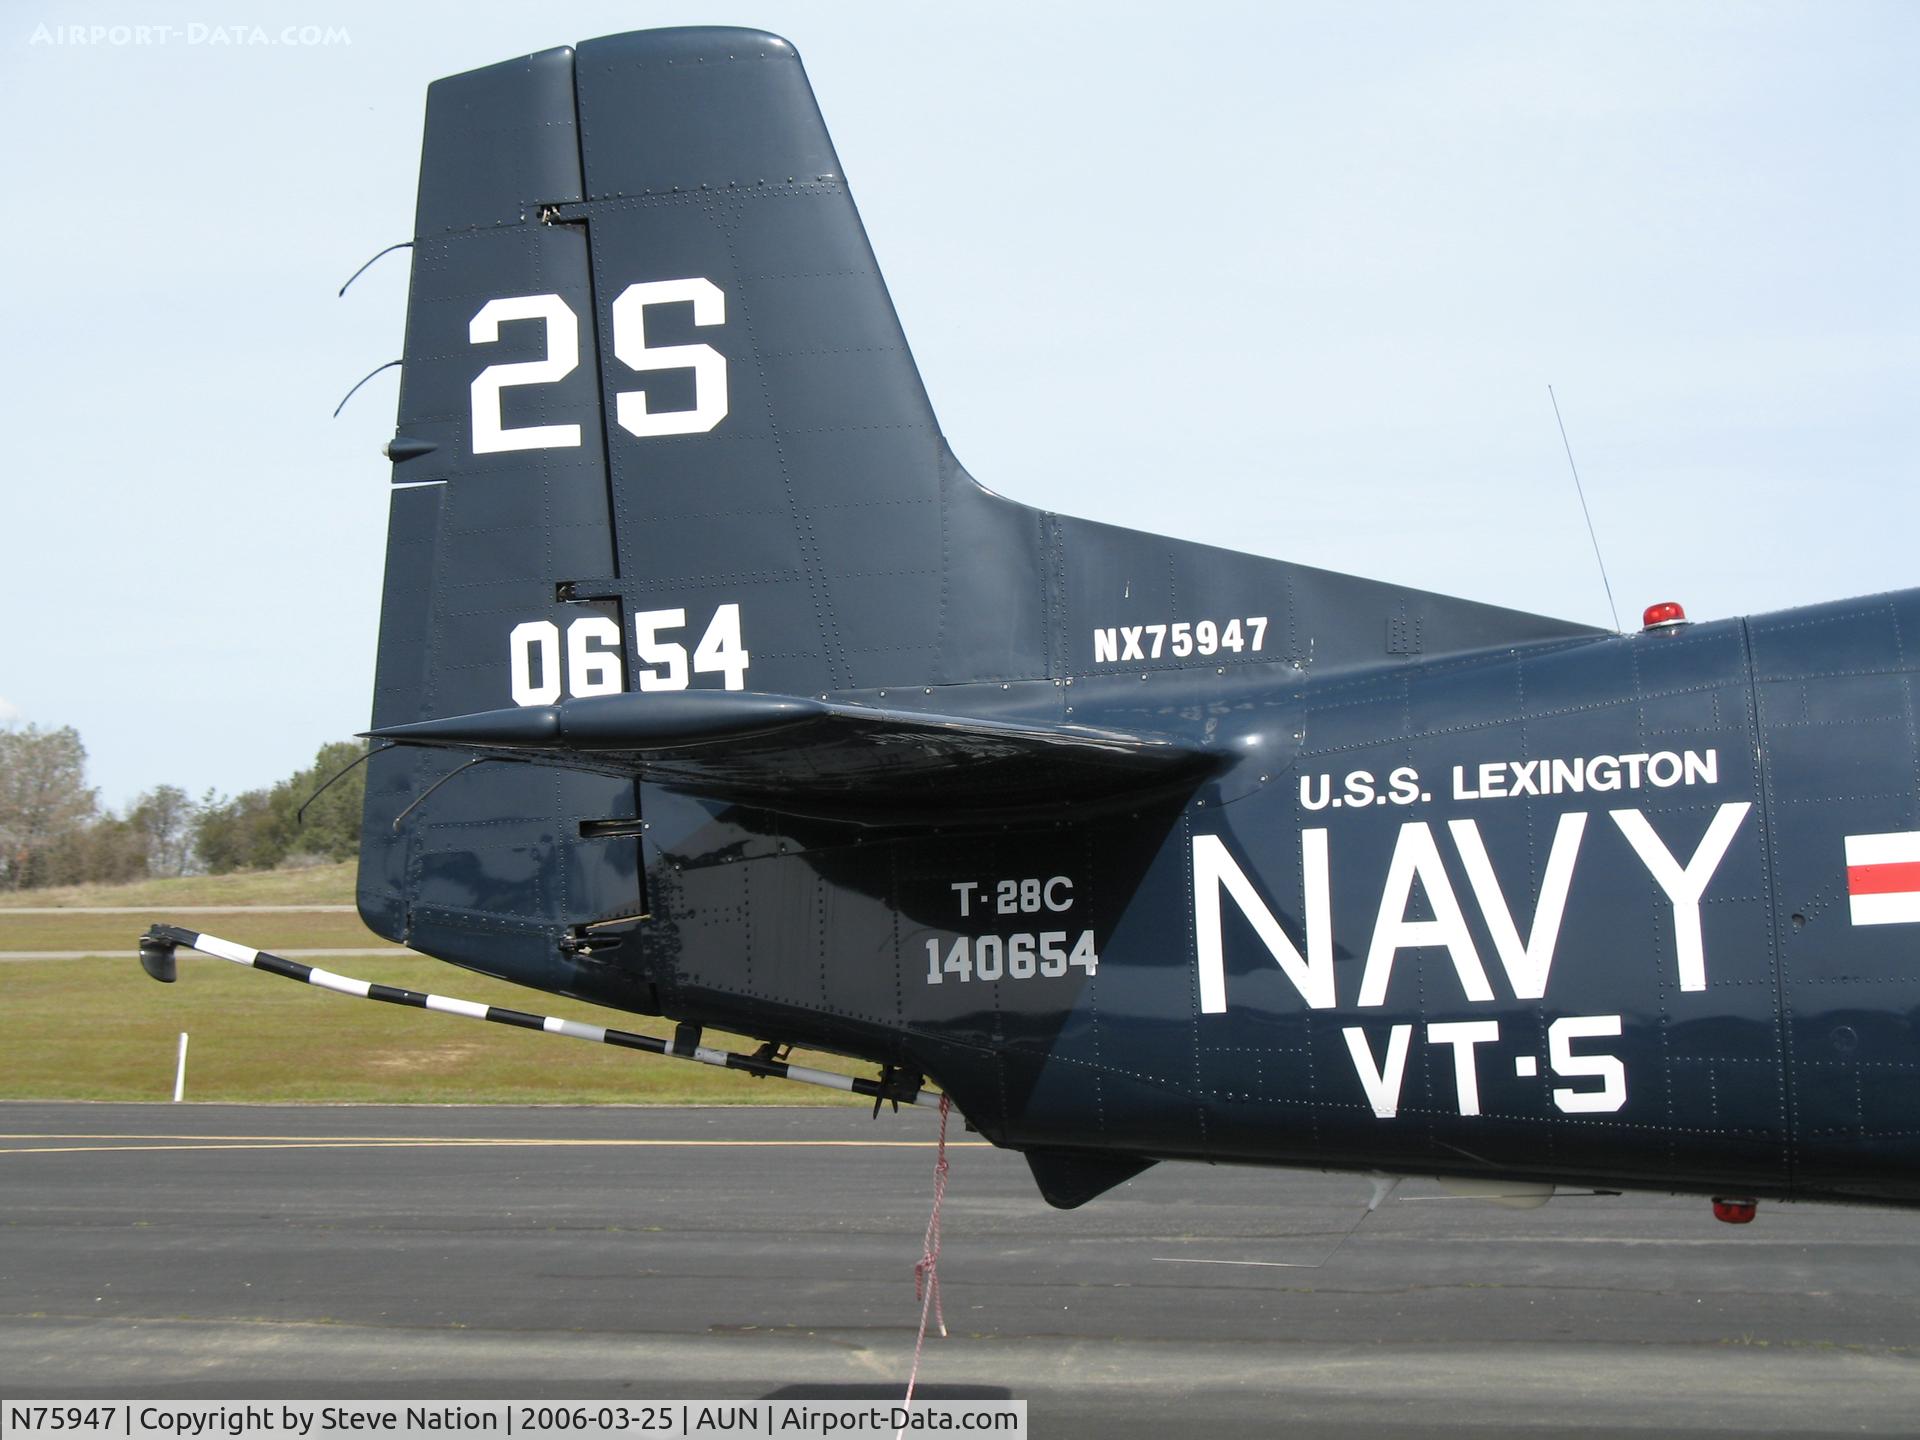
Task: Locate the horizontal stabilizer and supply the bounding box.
[369,692,1214,816]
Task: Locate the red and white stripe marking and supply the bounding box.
[1845,831,1920,926]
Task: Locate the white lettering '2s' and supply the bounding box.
[466,282,728,455]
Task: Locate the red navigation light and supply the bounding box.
[1711,1196,1757,1224]
[1642,600,1688,631]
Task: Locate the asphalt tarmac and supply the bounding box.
[2,1102,1916,1437]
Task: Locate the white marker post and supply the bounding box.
[172,1032,189,1103]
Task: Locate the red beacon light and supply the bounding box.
[1642,600,1688,631]
[1711,1196,1758,1225]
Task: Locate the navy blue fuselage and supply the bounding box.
[614,592,1920,1208]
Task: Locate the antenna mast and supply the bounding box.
[1549,385,1622,633]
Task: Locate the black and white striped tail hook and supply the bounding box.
[135,924,943,1111]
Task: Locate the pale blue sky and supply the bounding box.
[1,1,1913,808]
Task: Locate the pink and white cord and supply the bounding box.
[900,1093,952,1416]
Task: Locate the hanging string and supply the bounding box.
[899,1094,952,1426]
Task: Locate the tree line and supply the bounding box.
[0,725,368,890]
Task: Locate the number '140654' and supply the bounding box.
[927,931,1098,984]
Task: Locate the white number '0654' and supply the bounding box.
[509,606,750,706]
[468,282,727,455]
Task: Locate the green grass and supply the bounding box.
[0,910,383,953]
[0,862,357,909]
[0,866,859,1106]
[0,956,856,1105]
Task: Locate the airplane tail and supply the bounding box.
[358,27,1596,997]
[381,27,1046,702]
